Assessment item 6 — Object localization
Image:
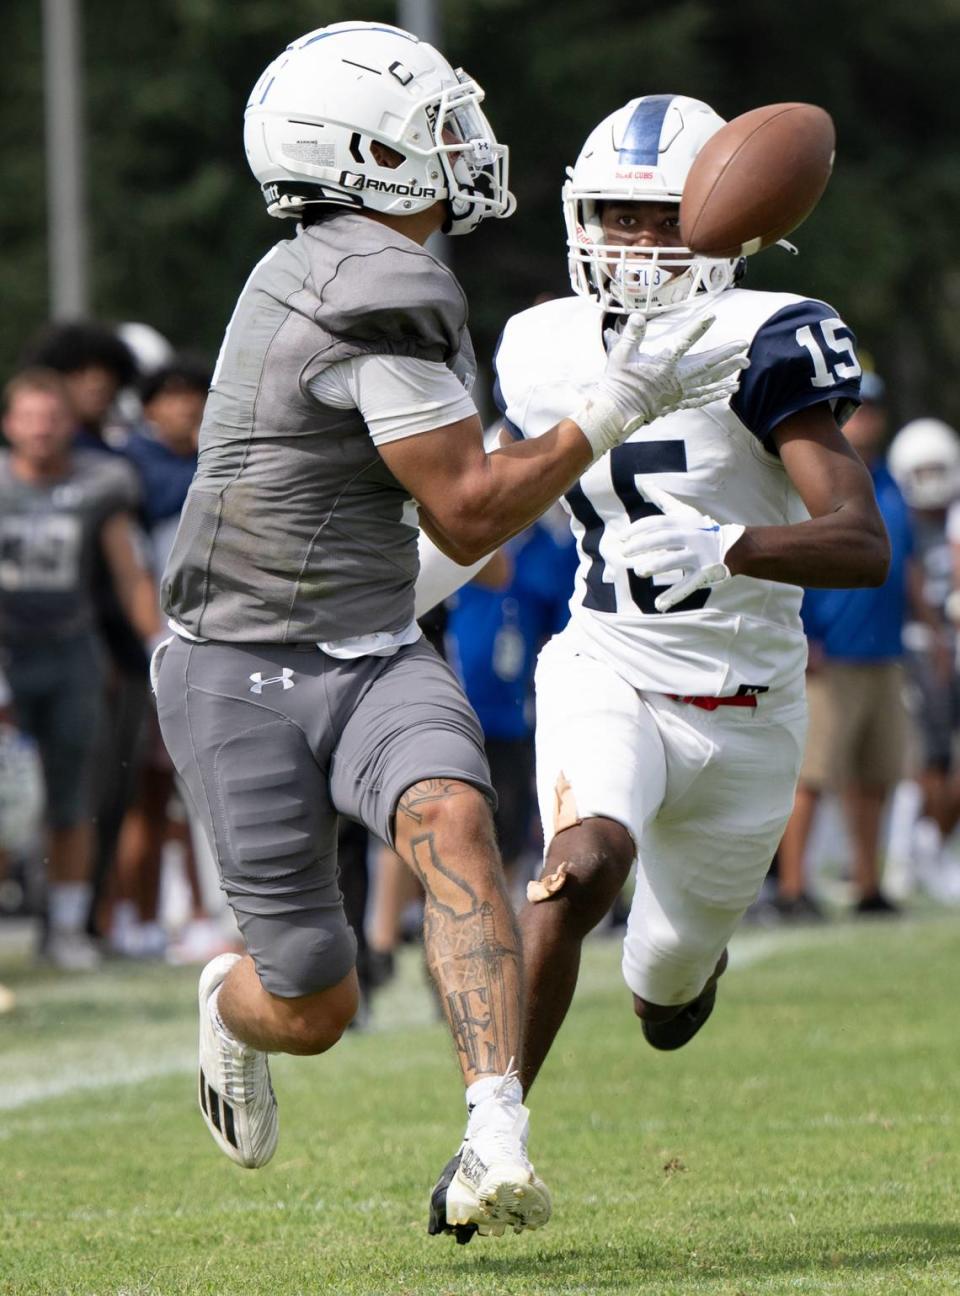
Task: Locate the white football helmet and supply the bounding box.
[563,95,740,315]
[243,21,514,236]
[888,418,960,510]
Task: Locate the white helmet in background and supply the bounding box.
[888,418,960,510]
[243,21,514,236]
[117,322,174,377]
[563,95,740,315]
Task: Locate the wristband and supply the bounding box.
[571,391,636,460]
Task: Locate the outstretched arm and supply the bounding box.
[620,403,890,613]
[726,404,890,588]
[385,412,591,565]
[382,313,748,564]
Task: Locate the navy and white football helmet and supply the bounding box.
[563,95,740,314]
[244,21,514,235]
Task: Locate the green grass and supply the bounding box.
[1,915,959,1295]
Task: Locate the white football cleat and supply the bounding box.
[429,1073,551,1241]
[198,953,278,1169]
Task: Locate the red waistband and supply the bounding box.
[667,693,758,711]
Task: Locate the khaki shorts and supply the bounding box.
[800,661,907,790]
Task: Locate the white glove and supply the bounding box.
[572,312,750,459]
[620,482,746,613]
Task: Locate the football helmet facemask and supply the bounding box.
[564,95,740,315]
[243,22,514,236]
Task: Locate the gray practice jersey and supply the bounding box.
[162,212,476,643]
[0,449,138,641]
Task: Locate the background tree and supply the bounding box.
[4,0,960,428]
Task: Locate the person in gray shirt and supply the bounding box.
[153,20,747,1242]
[0,368,162,971]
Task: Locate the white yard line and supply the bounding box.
[0,1048,196,1113]
[0,920,929,1115]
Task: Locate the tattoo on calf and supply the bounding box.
[407,828,521,1079]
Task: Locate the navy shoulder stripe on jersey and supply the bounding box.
[729,300,861,453]
[492,327,524,441]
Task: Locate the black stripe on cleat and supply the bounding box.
[427,1153,477,1245]
[208,1088,222,1132]
[223,1099,239,1149]
[199,1069,208,1115]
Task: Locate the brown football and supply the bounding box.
[680,103,835,258]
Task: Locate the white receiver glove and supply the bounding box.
[620,482,746,613]
[572,312,750,459]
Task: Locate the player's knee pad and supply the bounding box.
[235,905,358,1001]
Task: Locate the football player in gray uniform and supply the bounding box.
[0,368,162,971]
[153,23,748,1241]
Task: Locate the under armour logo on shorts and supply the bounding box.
[249,669,295,694]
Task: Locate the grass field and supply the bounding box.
[1,913,959,1295]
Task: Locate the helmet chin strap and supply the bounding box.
[440,153,488,234]
[606,259,696,313]
[442,193,480,236]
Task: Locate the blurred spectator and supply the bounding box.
[778,374,940,917]
[446,508,578,887]
[124,357,209,573]
[0,369,161,969]
[114,322,175,426]
[21,320,138,449]
[0,662,30,1014]
[21,321,156,935]
[883,418,960,899]
[108,357,223,960]
[365,839,422,996]
[0,659,45,991]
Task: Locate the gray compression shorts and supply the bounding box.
[154,635,493,997]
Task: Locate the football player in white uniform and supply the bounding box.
[483,95,891,1089]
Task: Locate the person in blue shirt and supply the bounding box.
[123,357,208,579]
[109,357,216,960]
[778,373,942,916]
[446,510,578,879]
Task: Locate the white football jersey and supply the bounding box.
[494,289,862,696]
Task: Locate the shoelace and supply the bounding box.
[491,1057,519,1101]
[217,1032,265,1106]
